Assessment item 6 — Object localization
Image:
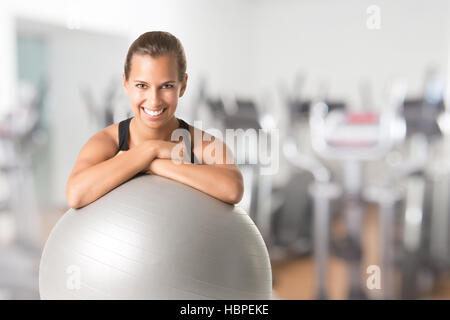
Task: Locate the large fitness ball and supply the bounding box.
[39,175,272,299]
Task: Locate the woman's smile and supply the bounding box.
[141,106,167,120]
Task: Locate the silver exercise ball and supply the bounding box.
[39,175,272,299]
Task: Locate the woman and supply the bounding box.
[66,31,243,209]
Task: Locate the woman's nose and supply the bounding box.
[147,88,161,107]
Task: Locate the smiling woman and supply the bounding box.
[40,31,261,300]
[124,53,186,133]
[65,31,244,210]
[122,31,188,137]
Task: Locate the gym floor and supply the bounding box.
[270,205,450,300]
[40,205,450,300]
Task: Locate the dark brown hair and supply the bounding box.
[124,31,187,81]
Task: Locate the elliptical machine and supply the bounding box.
[274,74,346,261]
[283,134,341,299]
[307,91,405,299]
[398,69,447,299]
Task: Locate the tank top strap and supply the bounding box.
[118,117,132,151]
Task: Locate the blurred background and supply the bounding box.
[1,0,450,299]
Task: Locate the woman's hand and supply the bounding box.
[153,140,189,163]
[116,140,189,175]
[115,140,186,161]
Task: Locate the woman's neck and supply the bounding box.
[130,116,180,145]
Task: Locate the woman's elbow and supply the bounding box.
[67,196,80,209]
[66,185,83,209]
[223,179,244,205]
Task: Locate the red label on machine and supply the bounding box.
[346,112,379,124]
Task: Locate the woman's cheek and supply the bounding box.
[164,91,178,105]
[132,91,145,104]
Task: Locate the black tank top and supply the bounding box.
[117,117,198,164]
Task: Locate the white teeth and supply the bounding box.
[143,108,164,116]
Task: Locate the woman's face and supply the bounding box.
[123,53,187,129]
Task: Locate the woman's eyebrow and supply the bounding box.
[134,80,149,84]
[133,80,176,84]
[160,80,176,84]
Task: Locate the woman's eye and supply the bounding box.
[136,84,147,89]
[162,84,174,89]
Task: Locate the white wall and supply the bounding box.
[5,0,256,120]
[4,0,450,112]
[46,29,129,206]
[252,0,450,110]
[7,0,449,114]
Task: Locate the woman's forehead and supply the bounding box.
[129,54,178,81]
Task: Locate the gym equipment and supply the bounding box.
[194,91,275,245]
[225,99,266,231]
[403,67,445,138]
[190,77,228,131]
[395,70,446,299]
[362,80,409,299]
[0,80,47,299]
[309,90,405,299]
[364,134,426,299]
[39,174,272,300]
[382,132,434,300]
[81,77,133,129]
[272,75,330,260]
[364,73,448,299]
[269,171,314,255]
[431,108,450,268]
[283,135,341,299]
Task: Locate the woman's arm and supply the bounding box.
[66,133,173,209]
[148,160,244,204]
[145,130,244,204]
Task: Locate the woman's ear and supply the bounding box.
[122,73,129,96]
[179,73,188,97]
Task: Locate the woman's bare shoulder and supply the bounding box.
[189,124,236,164]
[102,122,120,147]
[69,123,120,178]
